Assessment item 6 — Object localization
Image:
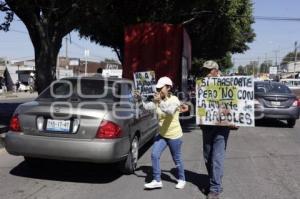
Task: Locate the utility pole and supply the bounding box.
[84,49,90,75]
[273,50,279,80]
[273,50,279,68]
[65,36,69,69]
[56,52,60,79]
[294,41,298,79]
[232,58,235,74]
[265,53,268,77]
[253,57,260,77]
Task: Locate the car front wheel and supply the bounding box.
[118,136,139,174]
[287,119,296,128]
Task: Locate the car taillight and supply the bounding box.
[10,114,21,132]
[96,120,122,139]
[292,100,298,107]
[254,99,261,108]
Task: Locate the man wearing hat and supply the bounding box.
[202,60,221,77]
[200,60,231,199]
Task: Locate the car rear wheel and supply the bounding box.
[287,119,296,128]
[118,135,139,174]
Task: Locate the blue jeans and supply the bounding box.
[151,135,185,182]
[202,126,230,193]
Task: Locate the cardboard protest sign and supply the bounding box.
[134,71,156,96]
[196,76,254,127]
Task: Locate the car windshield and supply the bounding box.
[37,79,120,102]
[255,83,292,94]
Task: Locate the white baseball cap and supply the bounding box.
[156,76,173,89]
[203,60,219,70]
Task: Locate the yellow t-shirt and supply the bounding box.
[156,95,183,139]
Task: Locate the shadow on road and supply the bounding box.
[255,119,291,128]
[9,139,155,184]
[135,165,209,194]
[10,159,123,184]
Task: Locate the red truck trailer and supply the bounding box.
[123,23,192,93]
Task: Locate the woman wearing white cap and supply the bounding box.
[142,76,186,190]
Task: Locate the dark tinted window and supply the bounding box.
[37,79,119,101]
[255,83,291,94]
[123,83,134,103]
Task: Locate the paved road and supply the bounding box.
[0,119,300,199]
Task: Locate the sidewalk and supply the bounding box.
[0,91,38,101]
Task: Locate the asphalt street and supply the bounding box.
[0,119,300,199]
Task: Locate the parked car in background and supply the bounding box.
[4,76,158,174]
[280,78,300,89]
[280,78,300,97]
[254,81,299,128]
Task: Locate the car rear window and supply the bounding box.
[37,79,120,102]
[255,83,291,94]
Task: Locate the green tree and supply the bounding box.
[281,52,300,65]
[1,0,255,92]
[0,1,13,31]
[245,61,258,76]
[79,0,255,63]
[259,61,270,73]
[0,57,6,65]
[190,53,233,76]
[237,65,245,75]
[1,0,91,93]
[217,53,233,69]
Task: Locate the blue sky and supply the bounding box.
[0,15,118,62]
[1,0,300,66]
[233,0,300,66]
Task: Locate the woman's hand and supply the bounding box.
[153,92,161,103]
[179,104,189,113]
[134,90,142,102]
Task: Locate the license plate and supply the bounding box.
[46,119,71,132]
[271,101,280,106]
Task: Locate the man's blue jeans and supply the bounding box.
[202,126,230,193]
[151,135,185,182]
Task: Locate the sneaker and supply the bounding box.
[144,180,163,189]
[175,180,186,189]
[207,192,220,199]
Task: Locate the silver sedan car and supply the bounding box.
[255,81,299,128]
[4,76,158,174]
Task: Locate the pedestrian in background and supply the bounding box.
[199,60,233,199]
[139,76,186,190]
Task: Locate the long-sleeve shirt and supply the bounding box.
[143,95,183,139]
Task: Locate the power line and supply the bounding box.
[254,16,300,21]
[190,11,300,22]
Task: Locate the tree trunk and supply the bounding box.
[35,41,61,94]
[113,45,124,65]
